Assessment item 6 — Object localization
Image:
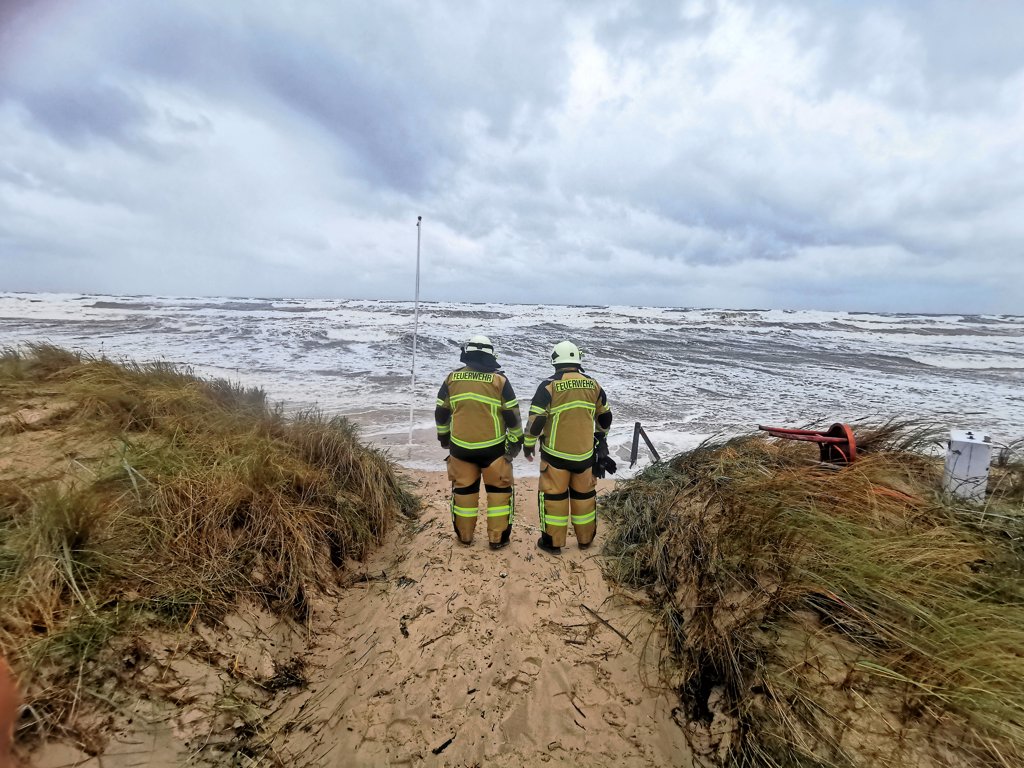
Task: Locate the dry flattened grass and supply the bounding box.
[603,426,1024,768]
[0,344,417,743]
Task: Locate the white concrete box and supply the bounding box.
[943,429,992,504]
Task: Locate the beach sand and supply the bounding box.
[266,468,692,767]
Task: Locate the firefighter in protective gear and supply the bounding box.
[436,335,523,549]
[525,341,613,553]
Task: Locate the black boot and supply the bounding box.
[536,533,561,555]
[490,526,512,550]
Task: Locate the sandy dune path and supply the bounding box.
[272,470,691,767]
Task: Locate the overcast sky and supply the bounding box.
[1,1,1022,313]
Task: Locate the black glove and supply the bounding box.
[593,434,616,478]
[594,455,617,479]
[438,433,451,449]
[504,438,522,461]
[523,444,535,460]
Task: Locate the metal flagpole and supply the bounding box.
[408,216,422,449]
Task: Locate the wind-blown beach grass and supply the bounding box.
[602,423,1024,767]
[0,344,417,751]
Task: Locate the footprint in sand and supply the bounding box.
[508,676,532,694]
[520,657,542,677]
[602,706,627,728]
[386,717,418,745]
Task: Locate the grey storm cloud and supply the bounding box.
[0,0,1022,313]
[11,82,150,146]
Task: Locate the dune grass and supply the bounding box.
[603,423,1024,767]
[0,344,417,743]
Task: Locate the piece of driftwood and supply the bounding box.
[432,736,455,755]
[419,627,456,649]
[581,604,632,645]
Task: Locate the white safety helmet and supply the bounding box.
[551,340,583,365]
[464,335,494,354]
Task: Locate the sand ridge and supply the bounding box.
[270,469,692,767]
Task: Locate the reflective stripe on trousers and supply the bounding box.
[537,461,596,548]
[447,454,515,544]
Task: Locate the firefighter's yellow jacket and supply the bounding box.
[435,363,523,461]
[525,366,612,468]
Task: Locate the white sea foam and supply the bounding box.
[2,292,1022,466]
[908,353,1024,370]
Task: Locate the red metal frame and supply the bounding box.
[758,422,857,464]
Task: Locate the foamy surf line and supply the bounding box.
[2,292,1023,451]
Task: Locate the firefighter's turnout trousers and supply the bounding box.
[447,453,515,545]
[538,458,596,548]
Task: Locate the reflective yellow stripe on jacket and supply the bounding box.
[528,371,607,462]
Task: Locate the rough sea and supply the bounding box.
[2,292,1022,474]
